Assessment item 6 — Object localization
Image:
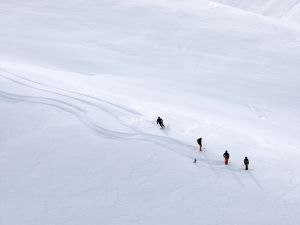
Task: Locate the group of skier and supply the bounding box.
[198,139,249,170]
[157,116,250,170]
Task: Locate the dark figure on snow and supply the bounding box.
[193,158,197,163]
[157,116,165,128]
[223,150,230,165]
[244,157,249,170]
[197,137,203,151]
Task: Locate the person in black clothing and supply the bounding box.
[197,137,203,151]
[156,116,165,128]
[244,157,249,170]
[223,150,230,165]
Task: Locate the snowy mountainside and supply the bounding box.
[209,0,300,21]
[0,1,300,225]
[283,2,300,23]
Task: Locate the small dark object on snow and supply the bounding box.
[157,116,165,128]
[223,150,230,165]
[193,158,197,163]
[244,157,249,170]
[197,137,202,151]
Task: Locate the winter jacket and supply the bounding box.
[223,152,230,159]
[157,117,163,125]
[197,138,202,145]
[244,158,249,165]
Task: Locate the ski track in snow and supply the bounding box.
[1,2,299,223]
[0,68,265,187]
[0,69,195,156]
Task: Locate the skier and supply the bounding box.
[156,116,165,129]
[197,137,203,151]
[244,157,249,170]
[223,150,230,165]
[193,158,197,163]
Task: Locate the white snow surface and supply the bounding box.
[210,0,300,22]
[0,1,300,225]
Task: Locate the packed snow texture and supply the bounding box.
[0,1,300,225]
[210,0,300,21]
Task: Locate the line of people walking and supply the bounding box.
[157,116,250,171]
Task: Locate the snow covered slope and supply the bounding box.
[283,2,300,23]
[210,0,300,22]
[0,1,299,225]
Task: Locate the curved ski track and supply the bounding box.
[0,68,265,188]
[0,69,195,159]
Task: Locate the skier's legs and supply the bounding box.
[225,158,229,165]
[245,164,248,170]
